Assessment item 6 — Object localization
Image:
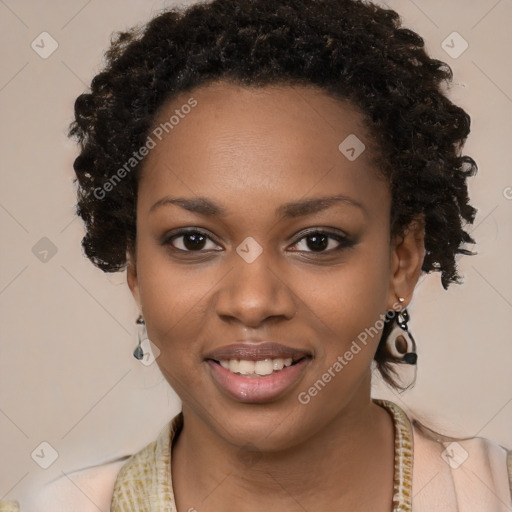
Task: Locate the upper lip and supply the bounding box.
[204,342,311,362]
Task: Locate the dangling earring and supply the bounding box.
[389,298,417,365]
[133,315,146,360]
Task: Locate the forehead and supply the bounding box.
[138,81,387,216]
[148,81,372,163]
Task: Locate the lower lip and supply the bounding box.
[207,358,310,403]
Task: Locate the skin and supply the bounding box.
[127,81,425,511]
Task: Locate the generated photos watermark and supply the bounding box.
[93,97,198,200]
[297,300,403,405]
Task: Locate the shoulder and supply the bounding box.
[112,437,159,487]
[21,417,181,511]
[19,456,130,512]
[408,410,512,511]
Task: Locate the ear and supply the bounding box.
[387,216,426,309]
[126,249,141,310]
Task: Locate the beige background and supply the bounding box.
[1,0,511,506]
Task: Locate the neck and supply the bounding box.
[172,374,395,511]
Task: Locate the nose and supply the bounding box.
[214,247,297,328]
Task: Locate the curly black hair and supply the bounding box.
[69,0,477,388]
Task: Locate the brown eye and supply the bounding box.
[291,230,351,253]
[165,230,221,252]
[181,232,207,250]
[304,233,329,251]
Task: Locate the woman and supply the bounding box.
[3,0,510,510]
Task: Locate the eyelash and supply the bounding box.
[162,228,354,255]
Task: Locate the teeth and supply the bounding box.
[273,359,284,371]
[218,357,295,376]
[255,359,274,375]
[238,360,255,375]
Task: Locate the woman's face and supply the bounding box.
[128,81,421,450]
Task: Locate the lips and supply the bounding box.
[204,341,312,403]
[204,342,311,363]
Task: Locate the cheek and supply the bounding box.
[298,242,391,338]
[135,225,207,312]
[135,236,209,354]
[293,240,392,403]
[293,250,390,416]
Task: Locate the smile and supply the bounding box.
[204,341,312,402]
[206,356,311,403]
[217,357,295,376]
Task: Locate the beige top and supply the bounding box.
[3,399,512,511]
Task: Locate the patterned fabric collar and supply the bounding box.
[111,399,413,511]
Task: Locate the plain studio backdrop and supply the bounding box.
[0,0,511,505]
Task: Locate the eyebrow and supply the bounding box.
[149,194,364,219]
